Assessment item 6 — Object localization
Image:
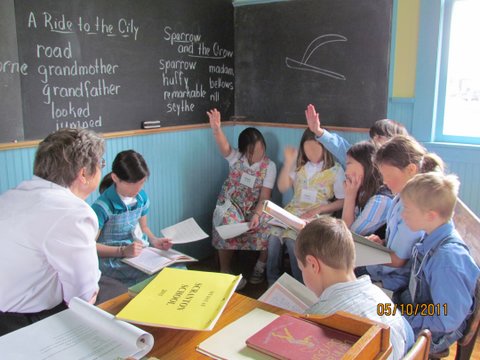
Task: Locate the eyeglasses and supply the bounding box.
[99,158,106,169]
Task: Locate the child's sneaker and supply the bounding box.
[249,267,265,284]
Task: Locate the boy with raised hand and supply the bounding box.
[295,217,413,360]
[395,172,479,353]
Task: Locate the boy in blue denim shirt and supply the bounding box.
[395,172,479,353]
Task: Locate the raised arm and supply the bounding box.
[207,108,231,158]
[277,147,297,193]
[305,104,324,137]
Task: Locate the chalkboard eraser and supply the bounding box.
[230,115,248,121]
[142,120,161,129]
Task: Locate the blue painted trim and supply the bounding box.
[434,0,453,142]
[390,97,415,104]
[433,1,480,145]
[388,0,398,99]
[412,0,444,142]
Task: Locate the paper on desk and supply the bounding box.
[161,217,208,244]
[196,308,279,360]
[215,222,250,240]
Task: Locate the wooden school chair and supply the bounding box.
[404,329,432,360]
[430,199,480,359]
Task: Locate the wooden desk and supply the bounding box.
[100,292,392,359]
[100,292,288,359]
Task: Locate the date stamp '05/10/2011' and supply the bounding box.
[377,303,448,317]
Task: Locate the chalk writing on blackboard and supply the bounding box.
[285,34,347,80]
[160,25,234,117]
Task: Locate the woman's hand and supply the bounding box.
[124,241,144,258]
[150,237,173,250]
[305,104,323,136]
[207,108,221,131]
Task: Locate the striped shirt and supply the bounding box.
[306,276,413,360]
[351,194,393,236]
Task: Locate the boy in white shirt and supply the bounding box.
[295,217,413,359]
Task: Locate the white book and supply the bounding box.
[161,217,208,244]
[215,222,250,239]
[259,273,317,313]
[351,232,392,267]
[0,297,153,360]
[262,200,306,232]
[196,308,279,360]
[122,248,197,275]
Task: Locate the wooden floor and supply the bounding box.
[446,338,480,360]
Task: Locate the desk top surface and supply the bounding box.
[99,292,288,359]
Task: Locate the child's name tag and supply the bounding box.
[240,172,256,188]
[300,189,317,203]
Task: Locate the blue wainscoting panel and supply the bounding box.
[388,97,415,133]
[2,124,479,263]
[0,127,234,260]
[425,143,480,217]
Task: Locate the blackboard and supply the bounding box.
[0,0,234,143]
[235,0,393,128]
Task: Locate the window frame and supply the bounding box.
[414,0,480,145]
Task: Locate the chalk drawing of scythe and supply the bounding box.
[285,34,347,80]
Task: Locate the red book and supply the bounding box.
[246,314,359,360]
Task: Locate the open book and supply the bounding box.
[259,273,317,313]
[116,267,242,330]
[351,231,392,267]
[262,200,306,232]
[161,217,208,244]
[122,248,197,275]
[0,297,153,360]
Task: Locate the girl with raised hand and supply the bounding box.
[266,128,345,285]
[208,108,277,287]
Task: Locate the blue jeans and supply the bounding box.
[267,235,303,286]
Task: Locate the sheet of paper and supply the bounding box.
[196,308,279,360]
[215,222,250,239]
[161,217,208,244]
[0,298,153,360]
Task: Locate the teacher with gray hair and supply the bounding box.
[0,128,105,335]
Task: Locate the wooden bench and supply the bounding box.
[453,198,480,266]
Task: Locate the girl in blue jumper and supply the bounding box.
[366,136,445,290]
[92,150,172,286]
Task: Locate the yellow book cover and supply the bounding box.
[116,268,242,331]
